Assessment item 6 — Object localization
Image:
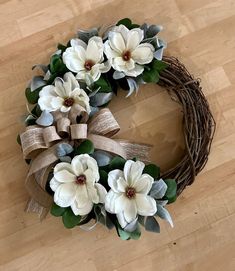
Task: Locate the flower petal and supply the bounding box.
[75,184,89,207]
[38,96,54,111]
[135,174,154,194]
[113,57,135,72]
[117,177,127,192]
[105,190,120,213]
[54,182,76,207]
[63,47,86,73]
[112,25,129,42]
[71,199,93,216]
[109,31,126,53]
[70,38,87,49]
[104,41,120,59]
[50,97,64,110]
[125,64,144,77]
[71,155,85,176]
[131,43,154,64]
[108,169,124,192]
[54,162,74,173]
[49,177,60,192]
[54,170,76,183]
[116,212,128,228]
[114,194,127,214]
[94,183,107,203]
[126,28,144,51]
[135,194,157,216]
[123,199,137,223]
[39,85,56,97]
[124,160,145,186]
[86,36,103,63]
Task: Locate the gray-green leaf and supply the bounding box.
[145,216,160,233]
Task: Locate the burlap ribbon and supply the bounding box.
[20,106,152,218]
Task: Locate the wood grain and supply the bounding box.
[0,0,235,270]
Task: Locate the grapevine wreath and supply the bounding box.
[18,18,215,240]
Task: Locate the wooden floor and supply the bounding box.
[0,0,235,270]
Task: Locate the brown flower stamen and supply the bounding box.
[84,60,95,71]
[122,50,131,61]
[125,187,136,199]
[76,174,86,185]
[63,97,74,107]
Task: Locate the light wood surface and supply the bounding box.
[0,0,235,270]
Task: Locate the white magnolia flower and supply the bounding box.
[50,154,107,216]
[63,36,110,84]
[104,25,154,77]
[38,72,91,114]
[105,160,157,228]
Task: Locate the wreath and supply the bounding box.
[18,18,215,240]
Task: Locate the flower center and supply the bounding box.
[63,97,74,107]
[75,174,86,185]
[84,60,95,71]
[125,187,136,199]
[122,50,131,61]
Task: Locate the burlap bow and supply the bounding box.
[20,105,152,218]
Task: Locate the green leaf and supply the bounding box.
[130,23,140,29]
[143,164,160,179]
[110,156,126,170]
[152,59,168,72]
[164,179,177,203]
[57,43,67,52]
[142,68,159,83]
[94,76,112,93]
[117,227,131,240]
[74,140,94,155]
[25,115,36,126]
[50,55,67,74]
[117,18,132,29]
[50,203,66,217]
[62,208,81,228]
[25,87,40,104]
[130,225,141,240]
[31,104,42,117]
[17,134,21,146]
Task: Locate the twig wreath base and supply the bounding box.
[159,56,216,195]
[18,18,215,240]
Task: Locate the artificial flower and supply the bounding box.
[63,36,110,84]
[50,154,107,216]
[38,72,90,114]
[104,25,154,77]
[105,160,157,228]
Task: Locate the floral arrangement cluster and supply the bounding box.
[19,18,177,240]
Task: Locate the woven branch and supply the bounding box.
[159,56,216,195]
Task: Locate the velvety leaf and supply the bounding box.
[74,139,94,155]
[164,179,177,203]
[25,87,40,104]
[51,203,66,217]
[62,208,81,228]
[78,28,98,43]
[36,110,54,126]
[150,179,168,199]
[56,143,74,157]
[146,25,163,38]
[155,205,174,227]
[143,164,160,179]
[30,76,46,92]
[126,78,139,97]
[90,92,113,107]
[145,216,160,233]
[92,150,113,167]
[113,71,125,80]
[110,156,126,170]
[59,156,72,163]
